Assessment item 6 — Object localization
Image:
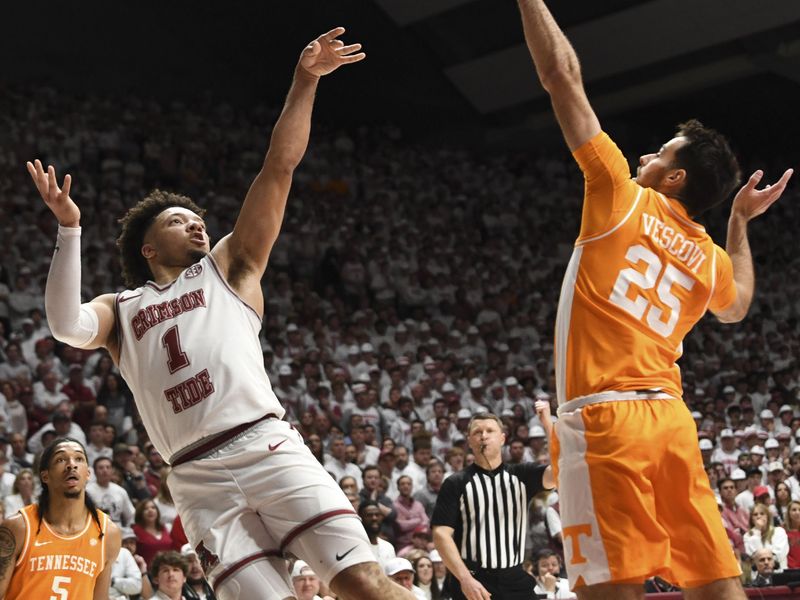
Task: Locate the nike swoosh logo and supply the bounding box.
[268,439,287,452]
[335,546,358,561]
[34,541,52,547]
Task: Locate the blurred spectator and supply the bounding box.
[62,363,97,431]
[532,549,576,599]
[8,432,33,471]
[324,434,362,488]
[180,543,216,600]
[3,468,36,516]
[359,499,396,568]
[384,557,426,599]
[414,460,445,519]
[134,499,174,569]
[786,500,800,569]
[394,475,430,550]
[744,503,789,570]
[719,478,748,555]
[154,469,178,531]
[110,527,145,600]
[87,456,135,527]
[148,550,188,600]
[411,554,441,600]
[27,404,87,454]
[86,420,113,467]
[749,548,775,587]
[291,559,333,600]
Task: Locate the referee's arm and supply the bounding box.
[433,525,490,600]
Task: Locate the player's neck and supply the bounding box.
[44,496,90,535]
[149,264,184,285]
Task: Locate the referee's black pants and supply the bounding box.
[447,564,536,600]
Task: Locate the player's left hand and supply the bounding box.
[298,27,365,78]
[731,168,793,221]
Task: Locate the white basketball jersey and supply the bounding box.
[114,254,284,461]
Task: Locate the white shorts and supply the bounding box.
[169,418,374,594]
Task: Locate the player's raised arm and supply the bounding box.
[517,0,600,151]
[215,27,365,278]
[26,160,117,354]
[713,168,793,324]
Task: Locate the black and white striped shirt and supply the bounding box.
[432,462,546,569]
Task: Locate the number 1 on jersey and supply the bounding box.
[609,244,695,337]
[162,325,190,373]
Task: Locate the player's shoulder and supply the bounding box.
[0,512,28,548]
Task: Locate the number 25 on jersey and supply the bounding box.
[609,244,694,337]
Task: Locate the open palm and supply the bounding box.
[299,27,365,78]
[732,168,793,221]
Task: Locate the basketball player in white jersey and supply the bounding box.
[28,28,414,600]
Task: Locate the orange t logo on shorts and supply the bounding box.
[563,524,593,565]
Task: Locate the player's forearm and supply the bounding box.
[517,0,582,90]
[264,68,319,172]
[45,227,100,347]
[724,213,754,321]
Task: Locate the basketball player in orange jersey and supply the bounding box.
[516,2,793,599]
[0,438,120,599]
[27,28,414,600]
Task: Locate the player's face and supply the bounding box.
[43,442,90,499]
[143,207,209,268]
[634,136,687,191]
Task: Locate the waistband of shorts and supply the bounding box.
[169,413,279,467]
[465,562,524,575]
[557,390,675,416]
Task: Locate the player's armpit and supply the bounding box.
[85,294,118,351]
[711,282,747,324]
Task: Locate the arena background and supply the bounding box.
[3,0,800,154]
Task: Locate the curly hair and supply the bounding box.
[116,190,205,289]
[671,119,742,217]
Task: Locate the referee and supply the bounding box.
[432,412,555,600]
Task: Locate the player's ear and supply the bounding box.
[665,167,686,189]
[141,244,156,260]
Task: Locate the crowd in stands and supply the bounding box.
[0,83,798,597]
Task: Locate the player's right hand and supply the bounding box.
[26,159,80,227]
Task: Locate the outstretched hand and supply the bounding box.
[298,27,365,78]
[731,168,793,222]
[26,159,80,227]
[535,398,554,436]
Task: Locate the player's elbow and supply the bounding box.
[538,63,582,95]
[714,303,748,324]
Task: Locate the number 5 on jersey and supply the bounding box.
[609,244,695,337]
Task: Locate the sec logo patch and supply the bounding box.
[185,264,203,279]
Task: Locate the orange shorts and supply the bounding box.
[551,398,740,590]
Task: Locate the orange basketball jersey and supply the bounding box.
[6,504,109,600]
[555,132,737,406]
